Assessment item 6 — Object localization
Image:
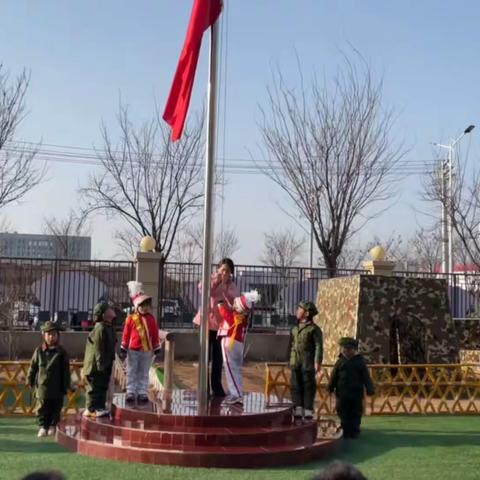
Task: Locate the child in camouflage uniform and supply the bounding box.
[27,321,71,437]
[288,300,323,421]
[328,337,375,438]
[82,301,117,418]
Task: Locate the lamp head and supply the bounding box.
[140,236,156,252]
[370,245,386,262]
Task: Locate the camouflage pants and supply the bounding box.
[37,397,64,428]
[84,368,112,412]
[336,395,363,437]
[290,367,316,411]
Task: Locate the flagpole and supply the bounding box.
[198,17,220,414]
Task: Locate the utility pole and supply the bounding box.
[433,124,475,274]
[441,159,449,274]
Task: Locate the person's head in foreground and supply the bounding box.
[312,461,367,480]
[21,472,65,480]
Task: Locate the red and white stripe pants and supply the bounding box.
[220,336,244,398]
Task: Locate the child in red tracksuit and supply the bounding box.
[217,290,260,406]
[121,281,162,403]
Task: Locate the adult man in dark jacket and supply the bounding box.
[328,337,375,438]
[82,301,117,417]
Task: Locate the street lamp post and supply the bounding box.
[433,124,475,274]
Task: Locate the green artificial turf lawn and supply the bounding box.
[0,416,479,480]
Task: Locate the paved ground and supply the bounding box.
[173,361,268,392]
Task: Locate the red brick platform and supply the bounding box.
[57,391,342,468]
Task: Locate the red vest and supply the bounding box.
[217,304,248,343]
[121,312,161,352]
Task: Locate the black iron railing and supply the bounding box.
[0,257,135,330]
[1,256,480,331]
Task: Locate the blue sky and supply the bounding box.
[1,1,479,262]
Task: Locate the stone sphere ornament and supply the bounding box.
[140,236,156,252]
[370,245,385,262]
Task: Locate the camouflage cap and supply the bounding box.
[339,337,359,348]
[93,301,111,322]
[298,300,318,317]
[41,321,62,333]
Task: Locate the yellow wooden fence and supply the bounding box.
[265,363,480,415]
[0,359,126,416]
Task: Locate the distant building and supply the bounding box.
[0,232,91,259]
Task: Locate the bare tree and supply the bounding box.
[172,223,240,263]
[259,56,405,275]
[0,216,12,255]
[0,216,12,232]
[171,232,202,264]
[336,232,408,270]
[335,240,368,270]
[424,153,480,268]
[115,229,139,260]
[215,226,240,260]
[410,227,442,273]
[260,228,304,269]
[80,103,204,264]
[0,66,44,210]
[43,209,89,259]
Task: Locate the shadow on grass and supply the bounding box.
[0,438,65,454]
[0,419,67,455]
[293,426,480,470]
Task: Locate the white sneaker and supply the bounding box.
[37,427,48,438]
[223,395,243,405]
[95,409,110,418]
[293,406,304,418]
[47,426,57,436]
[304,409,314,420]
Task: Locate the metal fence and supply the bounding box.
[0,257,135,330]
[2,256,480,331]
[159,264,480,329]
[160,263,365,329]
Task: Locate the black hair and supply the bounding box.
[312,461,367,480]
[139,298,152,307]
[218,257,235,276]
[22,472,65,480]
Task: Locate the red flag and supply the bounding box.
[163,0,223,141]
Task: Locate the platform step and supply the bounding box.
[79,416,317,449]
[57,422,342,468]
[113,394,293,429]
[58,391,341,468]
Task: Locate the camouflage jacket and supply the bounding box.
[288,321,323,370]
[27,344,71,399]
[83,322,116,376]
[328,353,375,398]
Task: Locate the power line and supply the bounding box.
[7,140,439,166]
[3,151,435,174]
[2,143,438,176]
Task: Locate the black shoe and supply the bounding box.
[125,393,135,403]
[137,394,149,403]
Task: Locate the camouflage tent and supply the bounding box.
[316,275,460,364]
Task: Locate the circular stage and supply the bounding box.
[57,391,342,468]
